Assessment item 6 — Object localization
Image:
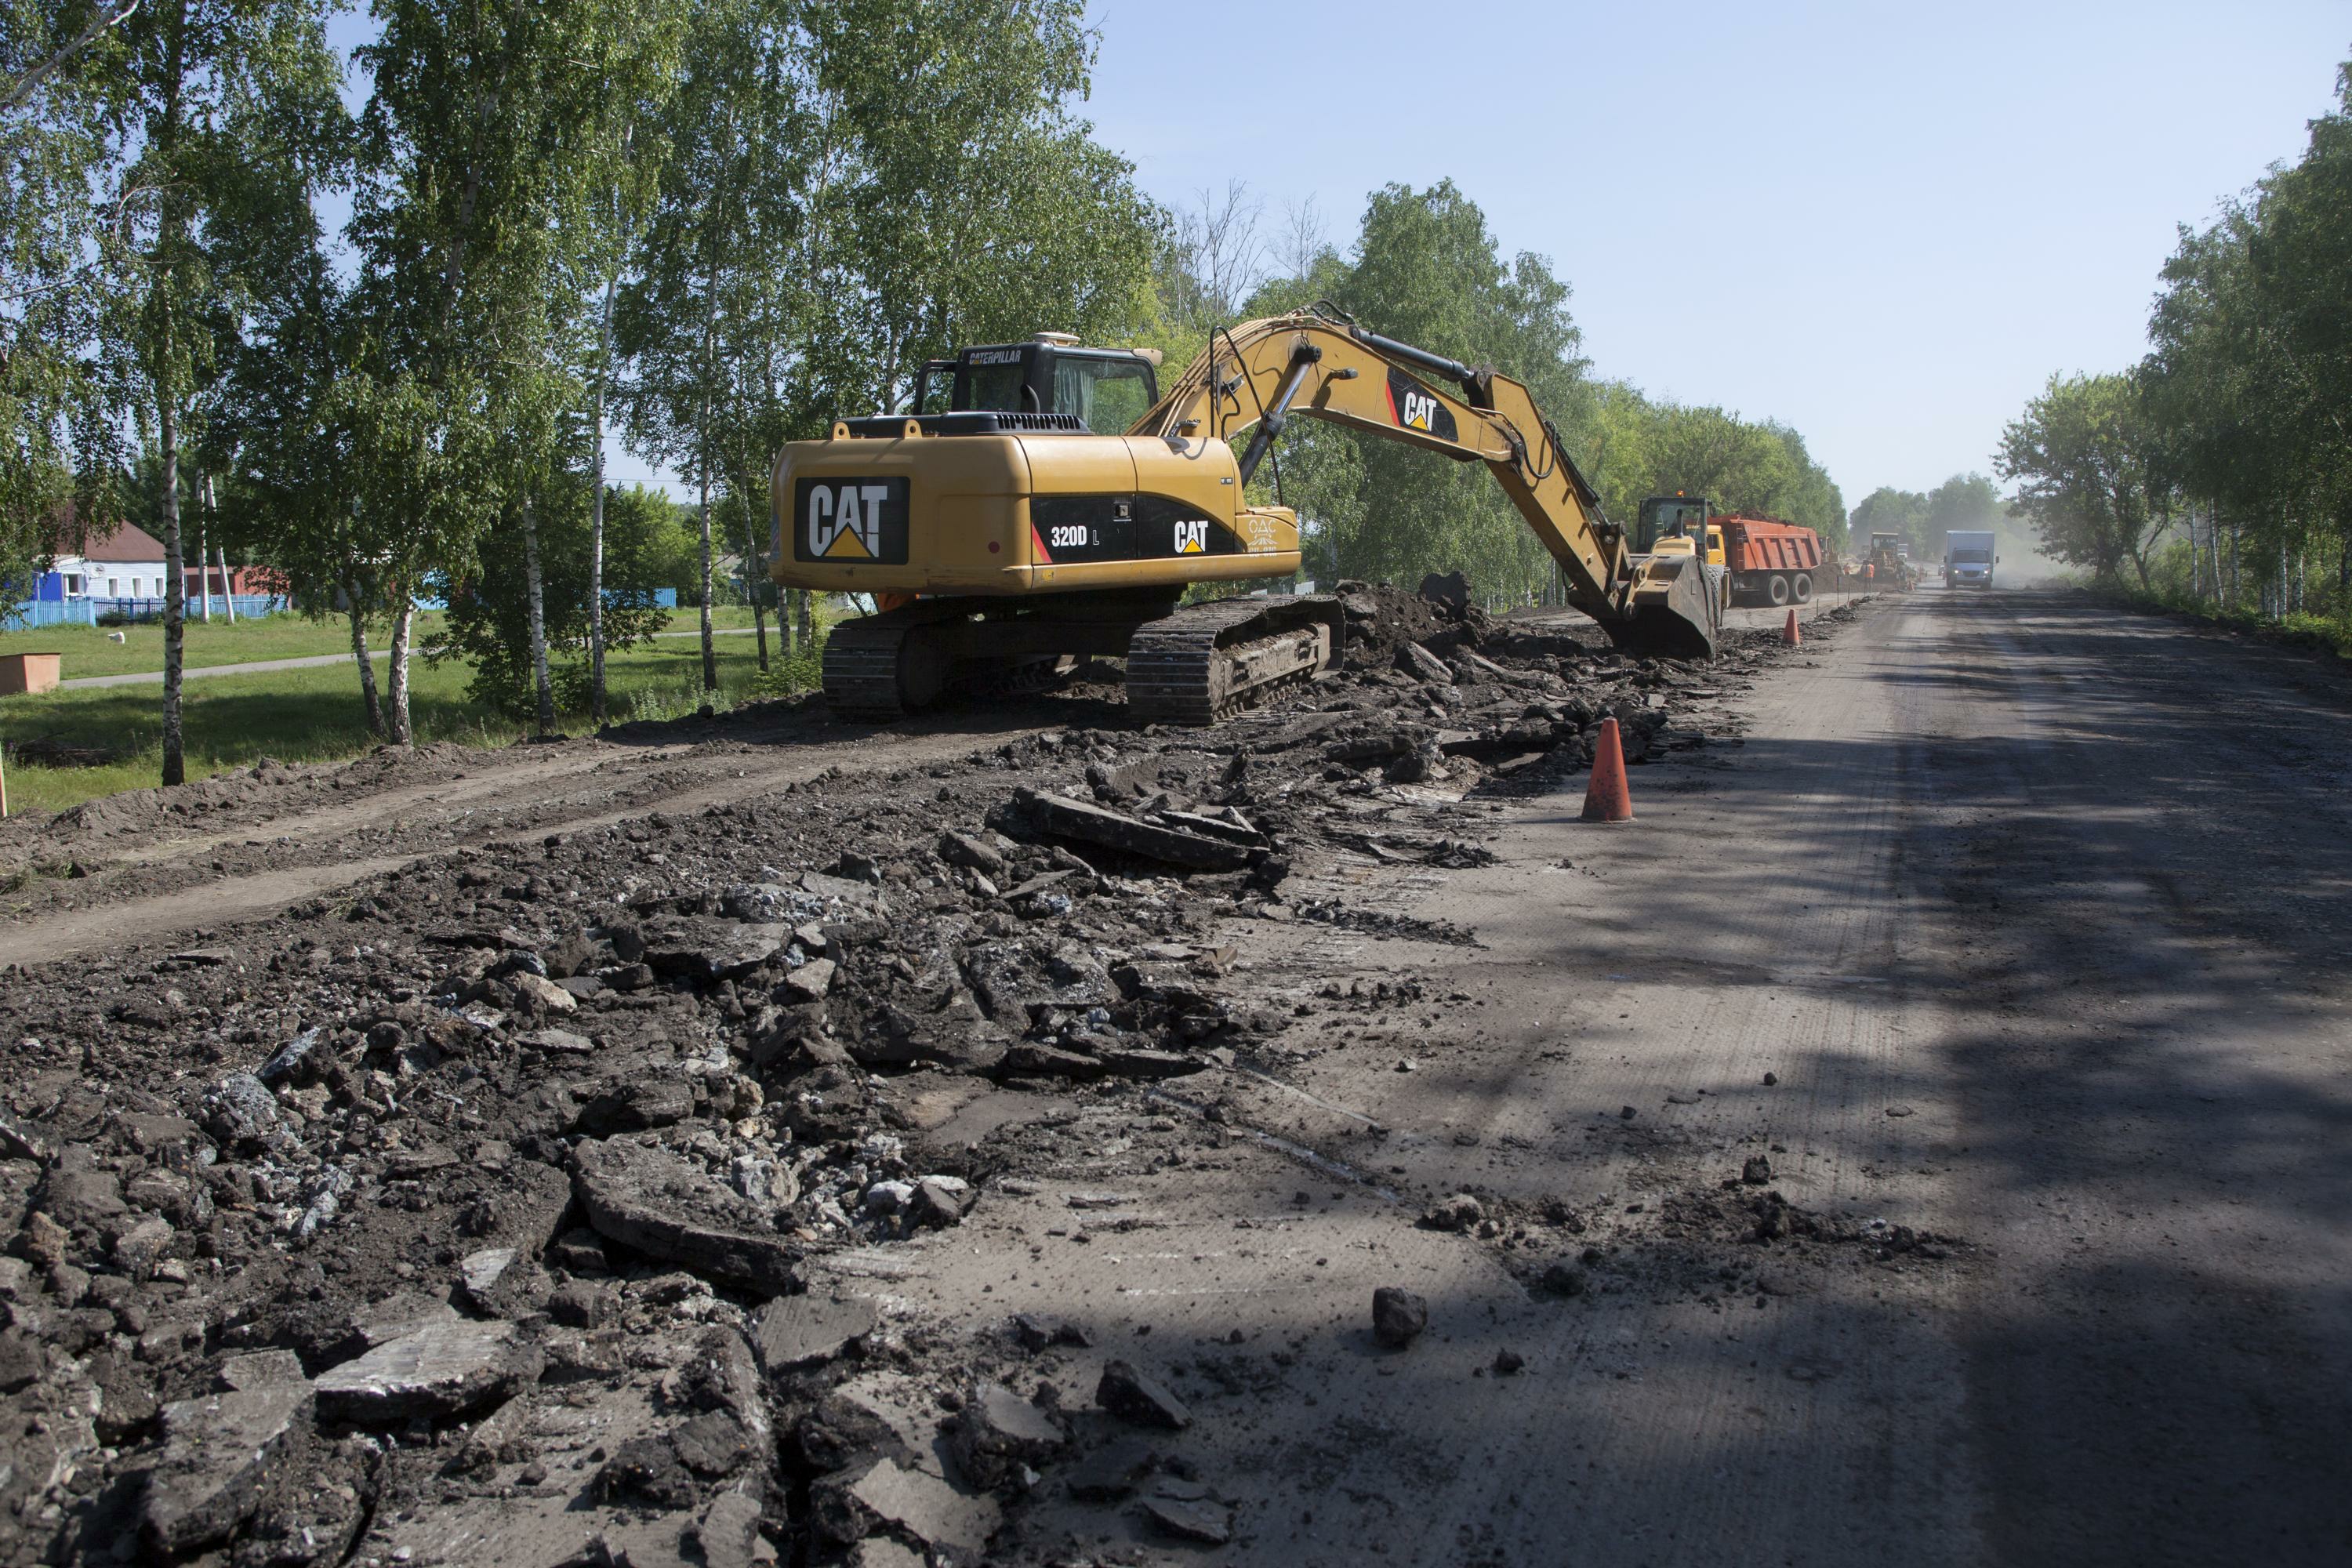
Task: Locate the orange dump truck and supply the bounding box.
[1715,512,1824,607]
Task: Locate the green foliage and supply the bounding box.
[1926,473,2003,540]
[1997,41,2352,612]
[0,0,117,593]
[1585,387,1843,541]
[1321,183,1592,597]
[1996,372,2162,586]
[439,484,681,715]
[806,0,1158,408]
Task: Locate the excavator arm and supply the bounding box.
[1133,308,1722,658]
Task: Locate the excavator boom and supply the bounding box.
[1134,309,1722,659]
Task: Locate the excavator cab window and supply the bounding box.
[947,343,1158,428]
[960,352,1036,414]
[910,359,956,416]
[1052,352,1156,434]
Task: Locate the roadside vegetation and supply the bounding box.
[1993,56,2352,638]
[0,606,771,682]
[0,622,822,815]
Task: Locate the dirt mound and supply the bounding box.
[11,740,490,844]
[1332,578,1499,670]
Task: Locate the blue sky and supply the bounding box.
[1080,0,2350,508]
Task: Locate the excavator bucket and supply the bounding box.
[1610,555,1722,661]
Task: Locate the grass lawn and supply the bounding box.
[0,622,822,817]
[0,604,775,681]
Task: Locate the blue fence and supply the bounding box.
[7,587,666,630]
[3,596,289,630]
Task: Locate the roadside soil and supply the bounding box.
[2,582,2339,1568]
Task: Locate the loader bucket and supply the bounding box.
[1608,555,1722,661]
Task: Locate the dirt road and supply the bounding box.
[2,584,2345,1566]
[0,705,1062,967]
[859,585,2352,1565]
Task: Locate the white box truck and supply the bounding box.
[1944,530,1996,588]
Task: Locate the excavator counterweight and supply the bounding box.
[771,308,1722,723]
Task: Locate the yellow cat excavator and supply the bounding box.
[769,305,1721,724]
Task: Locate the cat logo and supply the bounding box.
[794,477,909,564]
[1385,367,1457,442]
[1173,518,1210,554]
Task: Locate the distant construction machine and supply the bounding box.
[1631,495,1824,608]
[1863,531,1915,589]
[768,306,1722,724]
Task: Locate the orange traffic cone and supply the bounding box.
[1581,716,1633,823]
[1782,608,1802,646]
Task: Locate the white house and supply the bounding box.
[42,521,171,604]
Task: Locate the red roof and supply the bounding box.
[77,521,169,562]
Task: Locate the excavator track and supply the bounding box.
[1124,596,1343,727]
[822,595,1341,726]
[819,608,932,721]
[822,596,1142,721]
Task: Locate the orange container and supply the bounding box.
[0,652,63,696]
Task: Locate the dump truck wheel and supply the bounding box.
[1767,575,1791,607]
[1791,572,1813,604]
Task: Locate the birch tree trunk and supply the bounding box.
[522,494,555,734]
[159,383,186,787]
[348,587,386,738]
[386,600,415,745]
[697,455,716,696]
[739,437,768,672]
[696,241,720,694]
[590,264,618,723]
[195,471,209,624]
[217,537,235,623]
[154,12,187,789]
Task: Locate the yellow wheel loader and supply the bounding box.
[770,306,1722,724]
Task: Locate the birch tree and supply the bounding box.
[91,0,339,784]
[343,0,598,742]
[0,0,117,594]
[619,0,804,695]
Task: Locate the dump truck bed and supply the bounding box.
[1719,515,1824,573]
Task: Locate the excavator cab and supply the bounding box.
[1635,495,1726,568]
[901,334,1162,435]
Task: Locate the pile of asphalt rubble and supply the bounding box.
[0,579,1875,1566]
